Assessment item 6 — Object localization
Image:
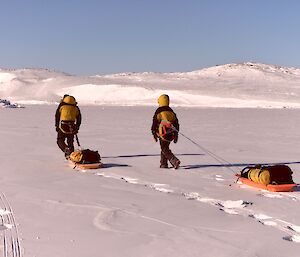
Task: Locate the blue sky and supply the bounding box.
[0,0,300,75]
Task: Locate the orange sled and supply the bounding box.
[236,174,296,192]
[69,160,103,170]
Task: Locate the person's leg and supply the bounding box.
[160,151,168,168]
[160,140,180,168]
[169,155,180,169]
[160,140,180,169]
[66,135,75,153]
[57,131,67,153]
[159,140,170,168]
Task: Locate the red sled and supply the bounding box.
[236,174,296,192]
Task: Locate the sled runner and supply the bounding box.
[236,174,296,192]
[69,160,103,170]
[236,164,296,192]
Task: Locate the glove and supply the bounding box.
[173,133,178,143]
[153,133,158,142]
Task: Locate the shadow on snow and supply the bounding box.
[102,153,204,159]
[182,161,300,170]
[101,163,131,168]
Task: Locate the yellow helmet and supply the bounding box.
[158,94,169,107]
[63,95,76,105]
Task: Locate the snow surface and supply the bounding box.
[0,105,300,256]
[1,63,300,256]
[1,62,300,108]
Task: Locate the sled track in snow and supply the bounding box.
[0,193,22,257]
[95,171,300,243]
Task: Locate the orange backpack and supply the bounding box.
[158,120,175,142]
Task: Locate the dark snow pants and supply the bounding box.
[159,139,179,167]
[57,131,75,154]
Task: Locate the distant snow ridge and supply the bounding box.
[1,63,300,108]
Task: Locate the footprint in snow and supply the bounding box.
[217,200,252,215]
[182,193,251,215]
[249,213,272,220]
[197,197,216,204]
[282,224,300,243]
[182,192,200,200]
[148,184,174,193]
[287,225,300,233]
[215,175,225,181]
[262,221,278,226]
[96,173,121,180]
[120,177,139,184]
[218,200,252,209]
[182,192,216,204]
[0,224,13,231]
[0,209,11,215]
[249,213,277,226]
[283,235,300,243]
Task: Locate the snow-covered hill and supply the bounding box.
[1,62,300,107]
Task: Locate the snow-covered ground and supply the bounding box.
[1,62,300,108]
[1,63,300,256]
[0,105,299,256]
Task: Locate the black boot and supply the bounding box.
[64,147,72,159]
[160,152,168,168]
[160,164,169,168]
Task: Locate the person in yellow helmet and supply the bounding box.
[55,95,81,158]
[151,94,180,169]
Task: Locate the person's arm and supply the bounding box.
[173,114,179,143]
[173,115,179,132]
[55,107,60,130]
[76,108,82,130]
[151,112,159,141]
